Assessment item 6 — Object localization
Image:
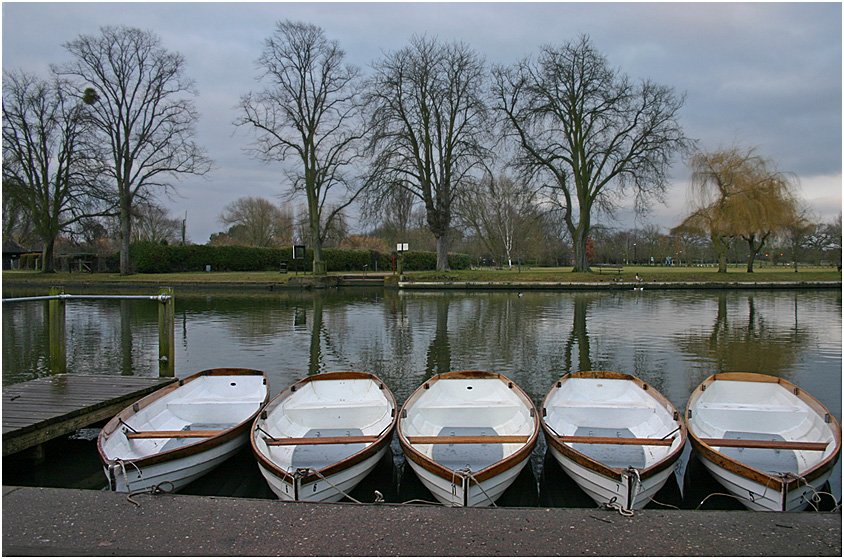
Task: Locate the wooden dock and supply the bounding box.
[2,374,176,456]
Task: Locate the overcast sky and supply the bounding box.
[3,2,841,244]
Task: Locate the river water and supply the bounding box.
[3,286,841,507]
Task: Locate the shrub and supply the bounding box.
[128,242,470,273]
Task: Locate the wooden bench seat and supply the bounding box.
[126,430,224,439]
[700,438,829,451]
[558,435,675,446]
[594,264,623,274]
[406,435,530,445]
[263,435,380,446]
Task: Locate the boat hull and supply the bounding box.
[687,372,841,512]
[252,371,397,503]
[541,371,686,511]
[404,448,531,507]
[105,432,249,493]
[695,453,833,512]
[547,444,676,510]
[398,371,540,507]
[98,368,269,493]
[259,444,389,502]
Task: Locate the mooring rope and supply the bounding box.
[126,481,175,507]
[296,467,364,504]
[602,496,634,517]
[113,459,141,492]
[458,467,498,508]
[779,472,838,512]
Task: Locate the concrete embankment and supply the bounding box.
[397,280,842,290]
[3,486,840,556]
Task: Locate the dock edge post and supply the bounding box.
[48,286,66,374]
[158,287,175,377]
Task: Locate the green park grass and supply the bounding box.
[3,264,840,286]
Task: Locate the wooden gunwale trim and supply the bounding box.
[541,371,688,482]
[98,368,269,469]
[397,370,540,486]
[686,372,843,492]
[250,371,398,486]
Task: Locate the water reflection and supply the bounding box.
[3,287,840,503]
[675,294,809,387]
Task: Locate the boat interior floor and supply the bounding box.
[291,428,367,470]
[718,431,799,474]
[433,427,504,472]
[571,427,646,469]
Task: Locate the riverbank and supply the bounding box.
[3,486,840,556]
[3,266,841,292]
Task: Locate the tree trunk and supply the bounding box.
[119,200,133,275]
[746,251,756,273]
[571,225,590,272]
[40,241,55,273]
[435,234,450,271]
[570,204,592,272]
[744,233,768,273]
[712,234,729,273]
[308,187,327,276]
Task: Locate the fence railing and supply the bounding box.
[3,286,175,377]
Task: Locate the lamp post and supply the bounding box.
[397,243,408,277]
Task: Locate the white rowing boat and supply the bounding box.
[542,371,686,511]
[687,372,841,511]
[251,371,397,502]
[398,371,540,507]
[98,368,269,493]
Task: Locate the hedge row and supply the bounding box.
[129,242,471,273]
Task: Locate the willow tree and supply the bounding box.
[493,35,690,272]
[675,146,800,272]
[366,36,490,271]
[237,20,367,275]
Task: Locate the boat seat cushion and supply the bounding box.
[571,427,646,470]
[291,428,366,471]
[432,426,503,473]
[718,431,800,475]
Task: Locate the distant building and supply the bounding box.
[2,240,29,270]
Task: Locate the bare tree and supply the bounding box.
[493,35,690,272]
[361,182,416,245]
[2,70,110,272]
[457,173,542,268]
[236,20,366,275]
[55,26,211,274]
[366,35,490,271]
[132,201,182,245]
[218,196,293,247]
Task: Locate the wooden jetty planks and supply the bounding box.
[3,374,176,456]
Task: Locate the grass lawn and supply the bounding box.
[3,264,840,285]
